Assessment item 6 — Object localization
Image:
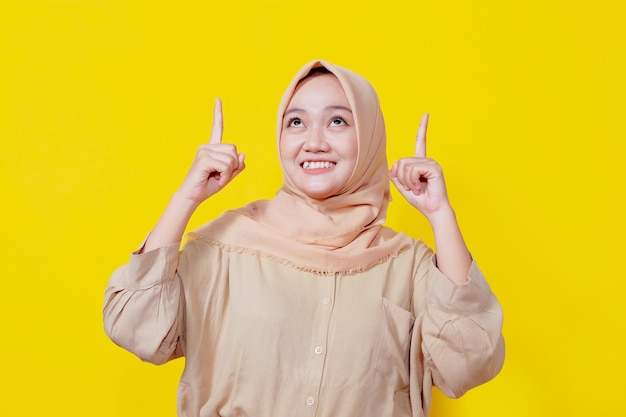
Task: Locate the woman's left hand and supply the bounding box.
[389,114,452,220]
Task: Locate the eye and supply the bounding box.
[330,116,348,126]
[287,117,303,127]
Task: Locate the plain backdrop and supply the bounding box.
[1,0,624,416]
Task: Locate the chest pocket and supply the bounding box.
[375,297,415,391]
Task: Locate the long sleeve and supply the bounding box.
[103,241,185,365]
[417,254,505,401]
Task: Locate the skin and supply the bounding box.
[389,113,472,284]
[279,73,358,200]
[141,76,471,284]
[140,98,245,254]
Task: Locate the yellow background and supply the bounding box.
[1,0,624,415]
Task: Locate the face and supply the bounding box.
[279,73,358,200]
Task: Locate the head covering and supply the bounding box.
[191,60,414,274]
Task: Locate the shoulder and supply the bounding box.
[378,226,431,259]
[186,201,264,243]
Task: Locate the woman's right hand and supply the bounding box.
[179,99,246,205]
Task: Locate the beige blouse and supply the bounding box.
[103,235,504,417]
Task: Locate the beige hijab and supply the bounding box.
[191,60,414,274]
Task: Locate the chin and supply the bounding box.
[299,187,335,201]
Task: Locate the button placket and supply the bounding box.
[313,275,335,362]
[304,274,337,414]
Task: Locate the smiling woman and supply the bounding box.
[103,60,504,417]
[279,70,358,200]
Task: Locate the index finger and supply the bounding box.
[209,98,224,145]
[415,113,429,158]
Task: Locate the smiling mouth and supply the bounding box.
[301,161,336,169]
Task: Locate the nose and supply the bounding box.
[303,126,330,152]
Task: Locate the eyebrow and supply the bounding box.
[283,105,353,117]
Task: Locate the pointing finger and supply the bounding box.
[209,98,224,145]
[415,113,429,158]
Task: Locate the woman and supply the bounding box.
[104,60,504,417]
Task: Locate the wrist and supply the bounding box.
[170,191,202,216]
[425,204,456,227]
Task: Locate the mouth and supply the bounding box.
[301,161,336,170]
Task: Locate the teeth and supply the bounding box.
[302,161,335,169]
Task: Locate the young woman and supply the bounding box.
[104,60,504,417]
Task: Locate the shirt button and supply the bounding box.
[322,298,330,305]
[314,346,323,355]
[306,396,315,406]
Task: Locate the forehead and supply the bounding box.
[287,73,349,107]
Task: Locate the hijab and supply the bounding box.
[190,60,414,274]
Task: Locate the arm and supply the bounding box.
[419,256,505,398]
[142,98,245,253]
[103,99,245,361]
[103,242,185,364]
[392,115,504,396]
[389,113,470,284]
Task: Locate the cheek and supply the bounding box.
[278,141,288,161]
[279,135,298,157]
[278,134,286,157]
[278,140,296,169]
[344,133,359,160]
